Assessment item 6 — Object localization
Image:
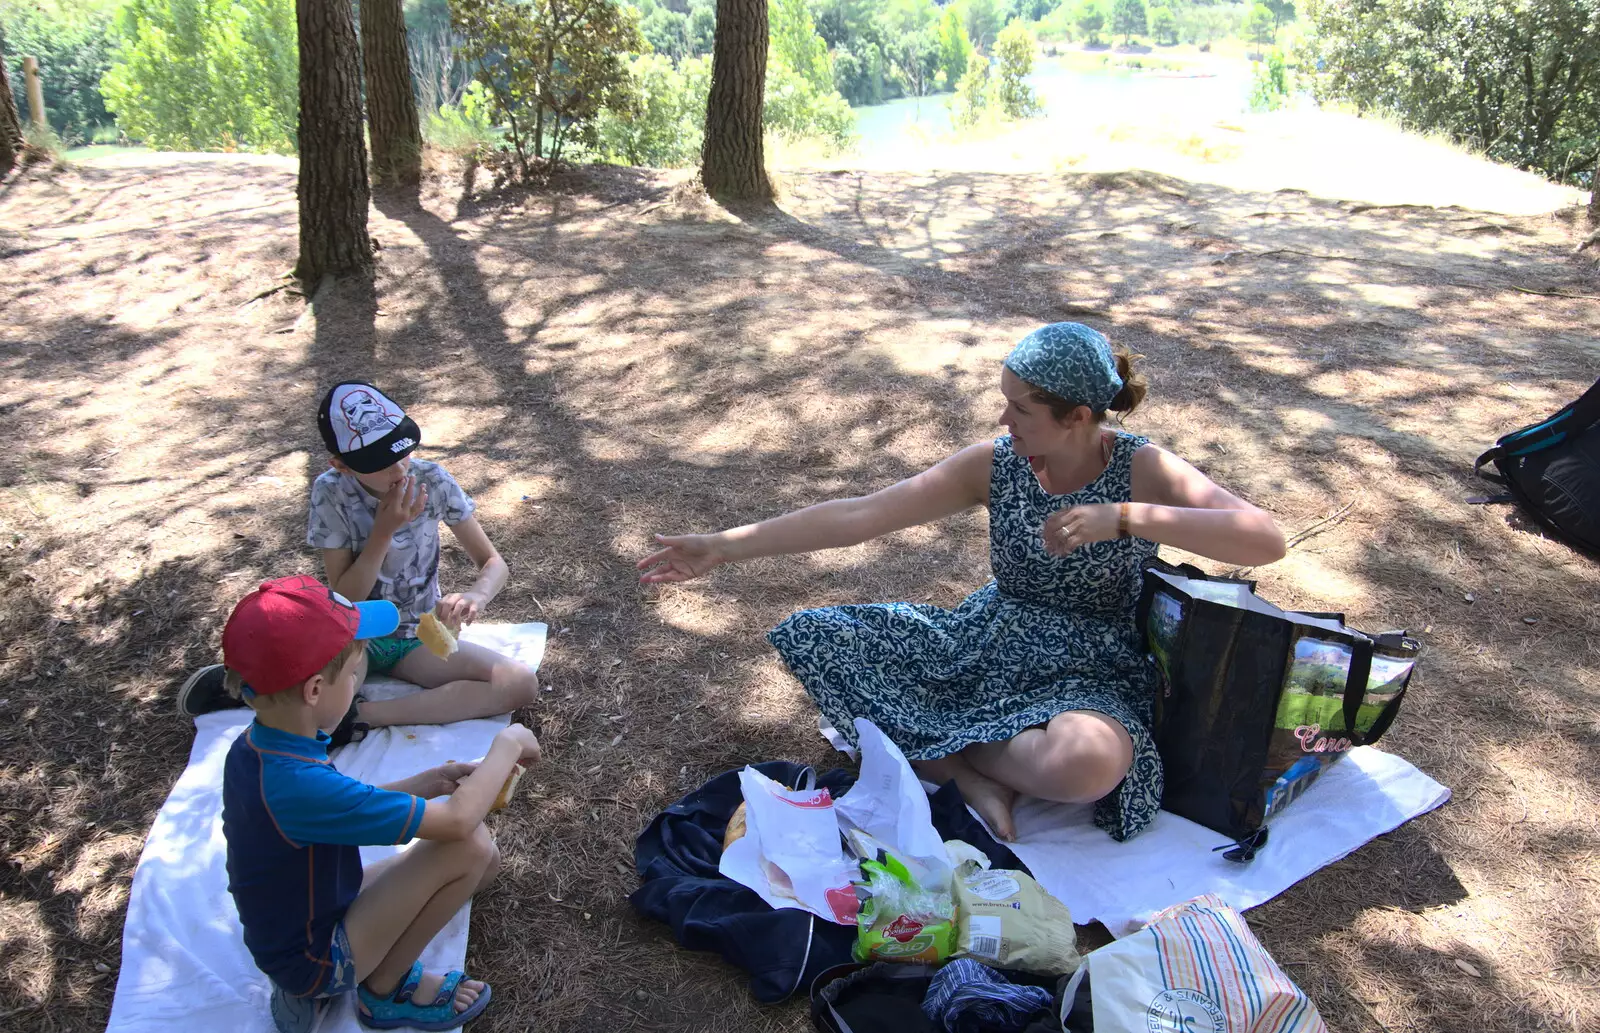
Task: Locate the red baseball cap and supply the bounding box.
[221,575,400,695]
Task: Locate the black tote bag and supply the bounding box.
[1137,561,1420,844]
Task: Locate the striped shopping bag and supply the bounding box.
[1062,894,1326,1033]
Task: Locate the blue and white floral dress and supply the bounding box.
[768,432,1164,841]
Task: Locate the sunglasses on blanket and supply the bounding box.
[1212,826,1269,863]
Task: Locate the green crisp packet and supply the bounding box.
[852,852,957,964]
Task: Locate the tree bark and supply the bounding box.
[360,0,423,185]
[701,0,772,200]
[296,0,373,284]
[0,28,23,176]
[1590,149,1600,223]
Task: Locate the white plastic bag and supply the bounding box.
[834,718,953,895]
[718,767,860,923]
[717,720,952,925]
[1063,894,1327,1033]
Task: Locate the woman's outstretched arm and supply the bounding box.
[638,442,993,584]
[1045,444,1287,567]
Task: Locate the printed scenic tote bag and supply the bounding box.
[1136,561,1420,851]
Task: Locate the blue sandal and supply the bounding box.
[356,961,492,1030]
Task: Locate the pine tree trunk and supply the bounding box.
[360,0,422,185]
[296,0,373,284]
[0,26,24,176]
[1590,150,1600,223]
[701,0,772,200]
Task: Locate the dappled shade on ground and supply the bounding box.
[1,153,1597,1033]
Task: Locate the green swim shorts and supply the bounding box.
[365,635,425,675]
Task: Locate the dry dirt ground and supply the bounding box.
[1,152,1598,1033]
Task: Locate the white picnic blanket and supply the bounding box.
[107,623,547,1033]
[1005,745,1450,936]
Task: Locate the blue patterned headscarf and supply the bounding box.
[1003,322,1123,411]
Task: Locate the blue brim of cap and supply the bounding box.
[353,600,401,640]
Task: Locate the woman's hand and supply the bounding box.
[637,533,727,584]
[1042,504,1122,556]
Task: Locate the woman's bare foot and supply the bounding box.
[913,754,1019,841]
[955,768,1018,841]
[360,970,486,1016]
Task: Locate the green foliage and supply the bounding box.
[99,0,298,153]
[423,80,499,153]
[883,0,939,35]
[964,0,1003,51]
[892,29,944,96]
[815,0,961,105]
[595,52,709,165]
[1003,0,1063,21]
[1175,2,1240,44]
[634,0,693,62]
[1149,5,1178,44]
[1248,46,1288,111]
[1111,0,1146,43]
[770,0,832,93]
[452,0,645,170]
[811,0,873,47]
[1243,3,1276,48]
[992,19,1041,118]
[830,42,888,105]
[407,0,477,115]
[688,0,716,55]
[1305,0,1600,184]
[950,56,989,127]
[0,0,119,141]
[1263,0,1296,29]
[937,11,974,86]
[765,52,856,151]
[1075,0,1107,45]
[1032,1,1078,42]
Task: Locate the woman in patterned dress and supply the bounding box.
[637,324,1286,841]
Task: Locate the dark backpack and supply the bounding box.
[1473,378,1600,560]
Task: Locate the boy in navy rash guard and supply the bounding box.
[218,575,540,1032]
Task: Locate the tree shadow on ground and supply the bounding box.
[1,155,1596,1033]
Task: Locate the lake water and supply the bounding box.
[849,61,1253,162]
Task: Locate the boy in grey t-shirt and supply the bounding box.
[178,382,539,732]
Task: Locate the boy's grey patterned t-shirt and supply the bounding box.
[305,458,476,637]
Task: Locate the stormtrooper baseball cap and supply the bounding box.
[317,381,421,474]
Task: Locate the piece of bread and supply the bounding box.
[490,763,525,812]
[417,610,459,659]
[722,801,748,852]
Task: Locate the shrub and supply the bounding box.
[1075,1,1107,46]
[1,0,119,142]
[993,20,1042,119]
[765,55,856,152]
[99,0,297,153]
[423,80,499,154]
[1249,47,1289,111]
[950,58,990,129]
[1150,6,1177,45]
[453,0,645,172]
[594,52,708,167]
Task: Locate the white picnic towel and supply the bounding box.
[107,623,547,1033]
[1005,745,1449,936]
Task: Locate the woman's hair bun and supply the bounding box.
[1108,347,1147,414]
